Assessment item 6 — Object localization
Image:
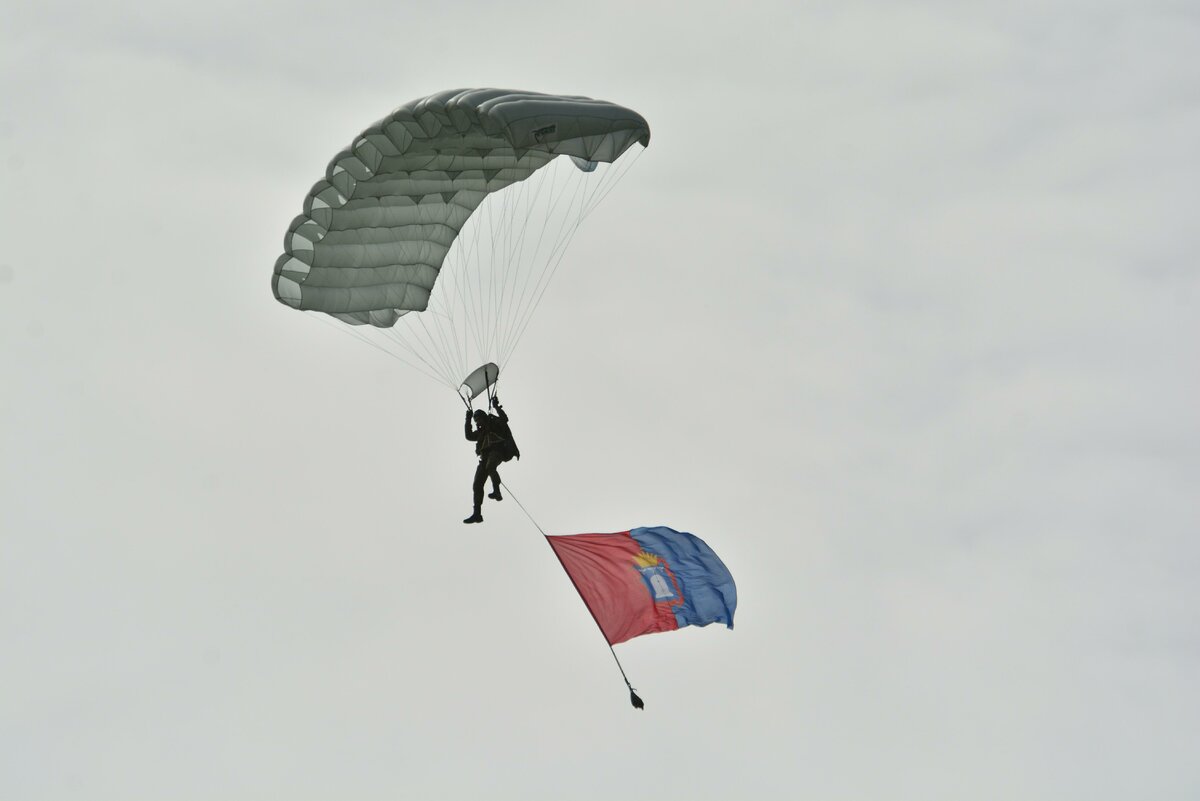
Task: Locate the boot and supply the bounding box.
[463,507,483,524]
[488,487,503,501]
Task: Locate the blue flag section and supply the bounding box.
[546,526,737,645]
[628,526,738,633]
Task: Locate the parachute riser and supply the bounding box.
[457,378,499,412]
[457,362,500,410]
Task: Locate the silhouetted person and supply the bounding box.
[463,396,519,524]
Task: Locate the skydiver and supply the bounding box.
[463,395,520,524]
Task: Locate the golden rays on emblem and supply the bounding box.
[632,551,661,568]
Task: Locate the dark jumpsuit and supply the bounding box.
[465,406,518,512]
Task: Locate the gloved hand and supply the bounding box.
[465,410,473,421]
[491,394,501,407]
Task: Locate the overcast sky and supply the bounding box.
[2,1,1198,799]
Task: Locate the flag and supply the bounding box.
[546,526,737,645]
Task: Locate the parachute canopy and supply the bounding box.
[272,88,651,328]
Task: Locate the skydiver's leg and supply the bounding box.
[472,459,488,507]
[486,452,503,500]
[464,459,486,523]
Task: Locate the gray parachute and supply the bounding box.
[272,89,650,330]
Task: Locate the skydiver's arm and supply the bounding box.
[465,412,479,440]
[492,395,508,423]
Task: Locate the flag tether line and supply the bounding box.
[500,480,645,710]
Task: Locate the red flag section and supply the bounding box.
[546,531,680,645]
